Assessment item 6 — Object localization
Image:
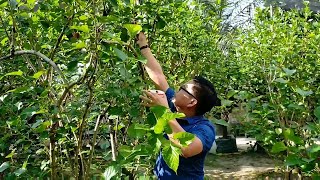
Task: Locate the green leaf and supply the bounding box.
[102,166,117,180]
[227,90,237,99]
[0,162,10,172]
[154,117,167,134]
[73,41,86,49]
[314,106,320,120]
[14,168,26,176]
[127,123,150,138]
[70,25,90,33]
[79,15,88,21]
[118,145,132,158]
[275,78,288,84]
[296,88,313,97]
[283,68,296,76]
[283,128,304,145]
[114,48,128,61]
[275,128,282,135]
[285,154,304,166]
[151,106,184,134]
[173,132,195,147]
[32,71,44,79]
[5,149,16,158]
[150,106,167,119]
[5,70,23,76]
[123,24,142,37]
[221,99,233,107]
[211,119,229,127]
[162,144,181,173]
[1,37,8,46]
[307,144,320,153]
[271,142,287,153]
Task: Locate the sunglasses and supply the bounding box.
[179,85,197,100]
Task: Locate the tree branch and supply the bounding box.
[0,50,67,84]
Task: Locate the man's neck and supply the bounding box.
[182,111,196,118]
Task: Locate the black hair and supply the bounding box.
[192,76,221,115]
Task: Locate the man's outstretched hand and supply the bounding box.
[139,90,169,108]
[136,32,148,48]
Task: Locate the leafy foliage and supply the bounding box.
[0,0,319,179]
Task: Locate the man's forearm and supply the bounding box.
[168,119,185,133]
[141,48,168,91]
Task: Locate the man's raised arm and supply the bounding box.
[137,32,169,92]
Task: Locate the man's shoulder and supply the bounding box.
[193,119,215,135]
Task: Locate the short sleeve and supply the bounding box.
[192,124,215,152]
[165,88,177,112]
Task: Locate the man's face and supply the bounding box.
[172,80,198,112]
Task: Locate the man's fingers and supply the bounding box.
[139,95,152,103]
[140,102,152,107]
[143,90,156,99]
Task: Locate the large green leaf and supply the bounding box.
[283,68,296,76]
[162,144,181,173]
[127,123,150,138]
[3,70,23,77]
[0,162,10,172]
[114,48,128,61]
[221,99,233,107]
[271,142,287,153]
[173,132,195,147]
[70,25,90,33]
[14,168,26,176]
[0,70,23,80]
[150,106,167,119]
[154,117,167,134]
[123,24,142,38]
[296,88,313,97]
[283,128,304,145]
[307,144,320,153]
[152,106,185,134]
[285,154,304,166]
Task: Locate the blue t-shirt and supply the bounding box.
[154,88,216,180]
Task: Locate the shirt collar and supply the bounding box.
[178,115,205,125]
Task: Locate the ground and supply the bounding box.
[204,137,282,180]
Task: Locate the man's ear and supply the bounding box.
[187,99,197,108]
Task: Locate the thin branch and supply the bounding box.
[0,50,67,84]
[49,14,75,60]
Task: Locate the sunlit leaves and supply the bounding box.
[73,41,86,49]
[32,71,44,79]
[123,24,142,38]
[271,142,287,153]
[162,144,181,173]
[150,106,185,134]
[70,25,90,33]
[173,132,195,147]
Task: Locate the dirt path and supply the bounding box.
[204,152,281,179]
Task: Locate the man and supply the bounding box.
[137,32,220,180]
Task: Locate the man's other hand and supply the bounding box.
[139,90,169,108]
